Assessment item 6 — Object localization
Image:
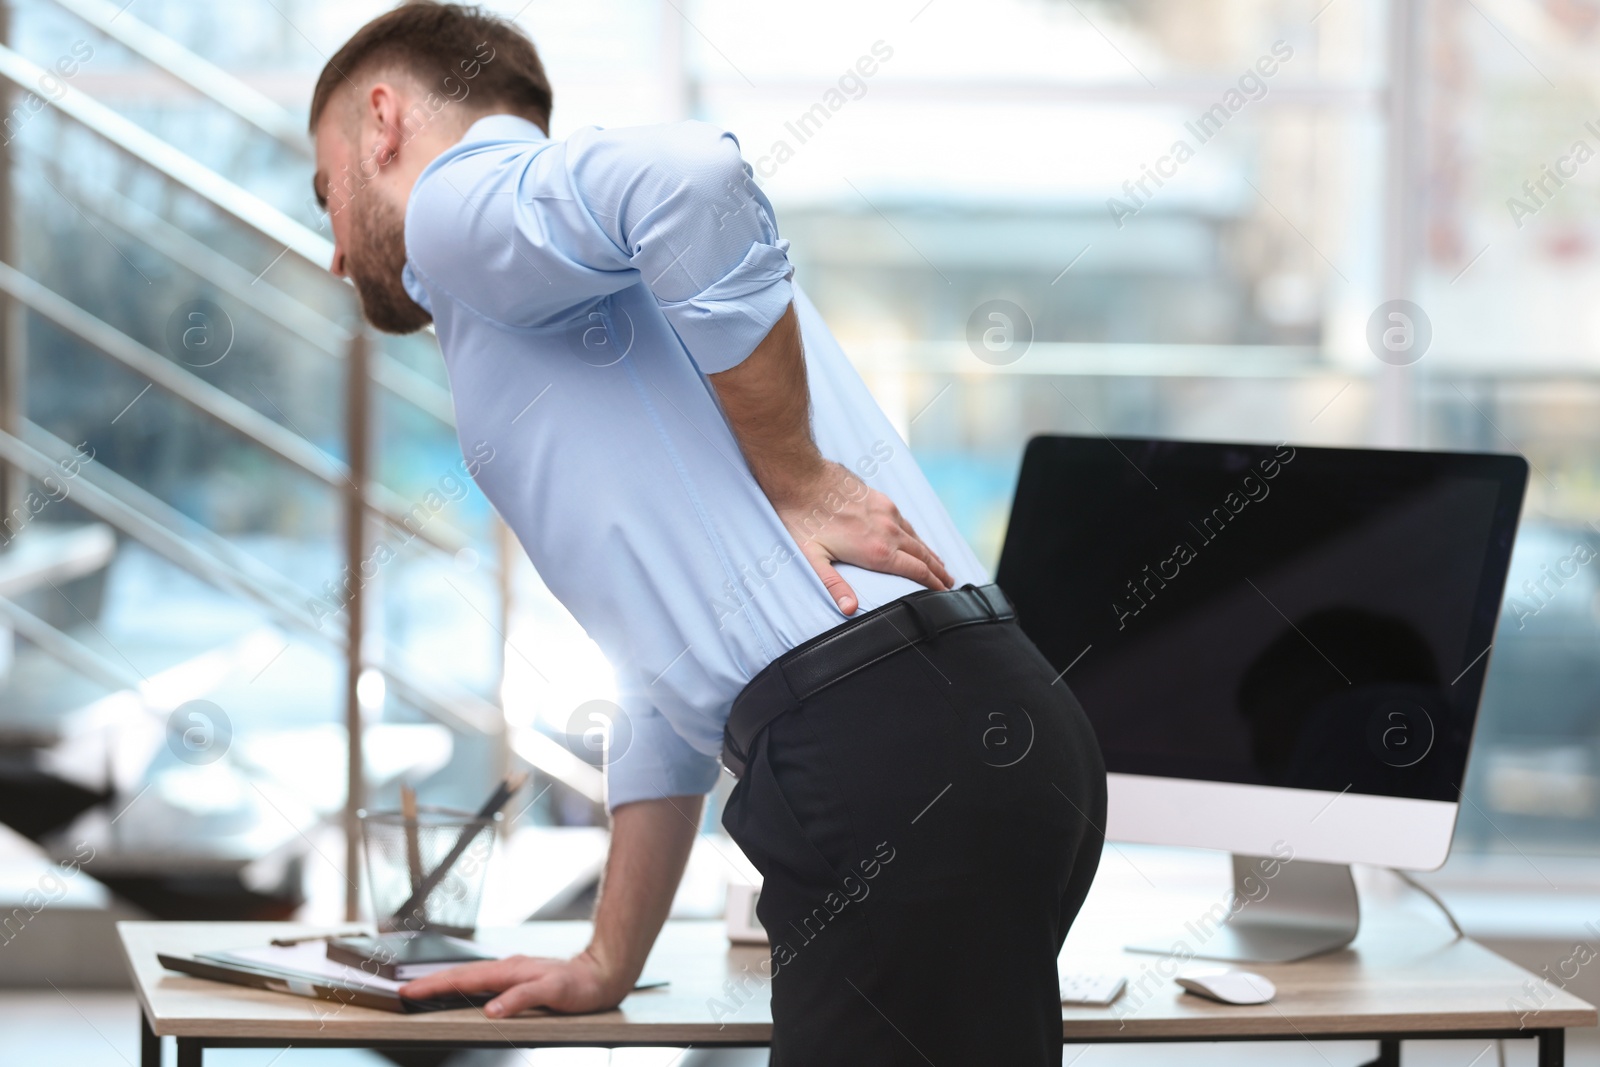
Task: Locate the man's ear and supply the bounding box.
[366,82,407,167]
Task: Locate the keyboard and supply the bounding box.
[1059,971,1128,1007]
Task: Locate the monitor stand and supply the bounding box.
[1127,854,1360,964]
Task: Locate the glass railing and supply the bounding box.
[0,16,602,923]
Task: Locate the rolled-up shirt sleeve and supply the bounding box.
[603,701,722,812]
[407,119,794,372]
[567,121,795,374]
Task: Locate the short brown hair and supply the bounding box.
[309,2,552,134]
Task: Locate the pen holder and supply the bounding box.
[359,806,501,938]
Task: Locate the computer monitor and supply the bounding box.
[997,436,1527,960]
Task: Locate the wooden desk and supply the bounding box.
[121,919,770,1064]
[119,851,1598,1066]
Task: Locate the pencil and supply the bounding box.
[387,772,527,928]
[400,783,424,900]
[269,929,368,947]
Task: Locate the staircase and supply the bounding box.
[0,0,603,941]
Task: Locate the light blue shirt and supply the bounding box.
[402,115,987,809]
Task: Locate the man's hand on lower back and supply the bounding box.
[710,304,954,615]
[398,948,624,1017]
[774,459,953,615]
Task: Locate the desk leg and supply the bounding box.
[1358,1038,1400,1067]
[139,1011,160,1067]
[175,1038,202,1067]
[1539,1029,1565,1067]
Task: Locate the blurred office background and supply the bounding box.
[1,0,1599,1062]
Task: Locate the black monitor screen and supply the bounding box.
[995,436,1527,803]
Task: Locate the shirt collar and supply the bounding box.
[401,262,432,315]
[457,114,550,147]
[409,113,549,231]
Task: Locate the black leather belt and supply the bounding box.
[721,583,1014,778]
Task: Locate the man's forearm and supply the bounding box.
[709,303,826,504]
[583,794,703,997]
[710,302,952,613]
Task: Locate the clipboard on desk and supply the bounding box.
[158,947,672,1014]
[156,952,489,1014]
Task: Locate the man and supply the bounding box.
[310,4,1104,1063]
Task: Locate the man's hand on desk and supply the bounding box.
[398,950,625,1017]
[399,796,702,1018]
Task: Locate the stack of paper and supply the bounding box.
[197,938,499,993]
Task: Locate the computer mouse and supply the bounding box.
[1174,968,1276,1005]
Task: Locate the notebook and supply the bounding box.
[160,937,668,1014]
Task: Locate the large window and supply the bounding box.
[17,0,1598,859]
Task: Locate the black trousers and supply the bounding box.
[721,596,1107,1066]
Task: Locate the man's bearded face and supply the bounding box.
[344,187,431,335]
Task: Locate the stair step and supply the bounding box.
[0,522,115,598]
[0,822,142,988]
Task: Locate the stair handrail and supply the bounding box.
[18,424,336,620]
[44,0,310,154]
[0,33,591,851]
[0,43,329,268]
[0,261,469,556]
[0,591,141,695]
[30,151,456,425]
[0,424,604,803]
